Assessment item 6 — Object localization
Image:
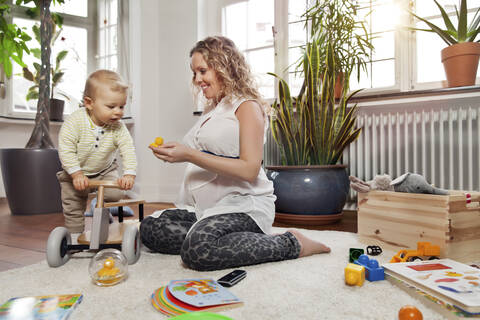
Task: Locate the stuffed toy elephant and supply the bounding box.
[349,172,449,195]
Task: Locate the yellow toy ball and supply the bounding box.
[149,143,159,148]
[154,137,164,146]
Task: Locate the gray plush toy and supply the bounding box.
[349,172,449,195]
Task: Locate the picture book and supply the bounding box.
[168,279,241,307]
[383,259,480,314]
[151,279,243,316]
[0,294,83,320]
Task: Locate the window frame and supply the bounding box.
[1,0,97,119]
[217,0,480,100]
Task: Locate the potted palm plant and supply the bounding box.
[0,0,65,215]
[266,0,369,225]
[411,0,480,87]
[267,40,362,225]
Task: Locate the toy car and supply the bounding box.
[390,242,440,263]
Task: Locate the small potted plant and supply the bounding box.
[410,0,480,87]
[22,23,69,121]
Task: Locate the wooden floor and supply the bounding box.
[0,197,357,272]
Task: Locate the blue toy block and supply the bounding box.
[354,254,385,282]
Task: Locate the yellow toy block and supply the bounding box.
[345,263,365,286]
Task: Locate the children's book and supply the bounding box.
[383,259,480,314]
[151,279,243,316]
[0,294,83,320]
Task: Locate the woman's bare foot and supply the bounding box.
[287,229,331,257]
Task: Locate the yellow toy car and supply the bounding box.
[390,242,440,263]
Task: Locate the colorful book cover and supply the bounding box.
[0,294,83,320]
[383,259,480,314]
[167,279,241,307]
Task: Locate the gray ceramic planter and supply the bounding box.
[266,165,349,224]
[0,148,63,215]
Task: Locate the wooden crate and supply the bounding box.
[357,190,480,263]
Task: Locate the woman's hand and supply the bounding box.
[149,142,192,163]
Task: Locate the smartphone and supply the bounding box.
[217,269,247,287]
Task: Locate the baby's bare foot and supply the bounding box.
[287,229,331,257]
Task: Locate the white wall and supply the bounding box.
[128,0,198,202]
[0,0,200,203]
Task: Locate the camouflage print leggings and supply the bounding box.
[139,209,301,271]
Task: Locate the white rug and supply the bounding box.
[0,228,453,320]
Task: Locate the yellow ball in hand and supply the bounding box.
[154,137,164,146]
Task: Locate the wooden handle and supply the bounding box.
[88,180,120,188]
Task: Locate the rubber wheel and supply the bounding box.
[46,227,71,267]
[122,224,141,264]
[408,256,423,262]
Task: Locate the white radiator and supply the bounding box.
[264,94,480,208]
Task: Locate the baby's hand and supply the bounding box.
[72,171,89,191]
[118,175,135,190]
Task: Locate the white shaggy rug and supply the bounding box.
[0,228,456,320]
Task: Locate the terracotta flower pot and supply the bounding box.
[441,42,480,87]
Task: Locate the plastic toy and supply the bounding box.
[149,136,164,148]
[89,248,128,286]
[366,245,382,256]
[390,242,440,263]
[46,180,145,267]
[345,263,365,286]
[354,254,385,281]
[349,248,364,263]
[398,305,423,320]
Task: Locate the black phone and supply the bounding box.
[217,269,247,287]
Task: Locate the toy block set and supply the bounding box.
[357,190,480,263]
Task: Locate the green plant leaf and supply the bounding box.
[22,66,34,81]
[433,0,456,35]
[411,11,457,45]
[458,0,467,41]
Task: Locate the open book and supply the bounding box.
[383,259,480,314]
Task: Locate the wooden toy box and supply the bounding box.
[357,190,480,262]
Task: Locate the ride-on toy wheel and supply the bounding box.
[122,224,141,264]
[47,227,72,267]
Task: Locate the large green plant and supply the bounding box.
[0,0,33,78]
[411,0,480,45]
[269,39,362,166]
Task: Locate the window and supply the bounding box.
[223,0,275,99]
[220,0,480,99]
[3,0,126,119]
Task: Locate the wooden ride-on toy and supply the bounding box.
[46,180,145,267]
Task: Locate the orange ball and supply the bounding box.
[398,305,423,320]
[154,137,164,146]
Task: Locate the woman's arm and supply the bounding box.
[150,100,265,183]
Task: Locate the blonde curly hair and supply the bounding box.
[190,36,267,113]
